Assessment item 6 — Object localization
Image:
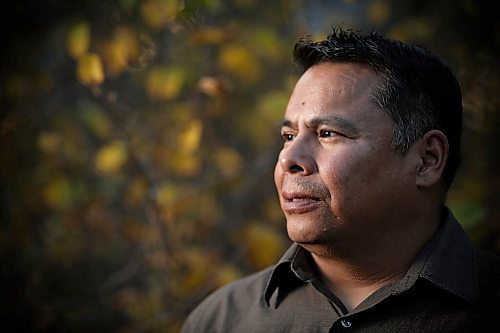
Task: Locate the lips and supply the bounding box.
[281,191,322,214]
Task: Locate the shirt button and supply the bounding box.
[340,318,352,328]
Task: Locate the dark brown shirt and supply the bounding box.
[181,210,500,332]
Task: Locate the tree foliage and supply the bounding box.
[0,0,498,331]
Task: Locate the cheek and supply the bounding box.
[320,154,357,187]
[319,150,381,200]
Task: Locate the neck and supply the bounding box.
[309,250,409,311]
[303,206,442,312]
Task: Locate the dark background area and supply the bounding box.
[1,0,498,332]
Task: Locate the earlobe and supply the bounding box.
[415,130,449,188]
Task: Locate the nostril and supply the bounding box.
[289,164,304,173]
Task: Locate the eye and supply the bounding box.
[282,133,295,142]
[318,129,340,138]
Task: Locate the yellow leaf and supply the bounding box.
[250,29,284,62]
[101,26,140,76]
[155,183,201,220]
[146,66,185,100]
[95,140,128,175]
[243,223,286,270]
[140,0,184,29]
[66,21,91,59]
[218,44,261,83]
[156,183,179,207]
[43,176,73,209]
[257,90,289,124]
[77,53,105,86]
[157,119,204,177]
[168,151,201,177]
[177,119,203,153]
[81,104,112,138]
[238,90,288,150]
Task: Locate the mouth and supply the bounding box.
[281,191,322,214]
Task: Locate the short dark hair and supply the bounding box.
[293,27,463,190]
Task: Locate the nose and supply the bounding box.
[278,138,315,175]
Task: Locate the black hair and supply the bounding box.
[293,27,463,190]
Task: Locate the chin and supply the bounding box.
[286,220,335,245]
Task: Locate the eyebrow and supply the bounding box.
[279,116,359,136]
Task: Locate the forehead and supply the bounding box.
[289,62,378,106]
[284,62,388,126]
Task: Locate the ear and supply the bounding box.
[415,130,449,188]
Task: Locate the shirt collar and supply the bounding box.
[263,243,309,307]
[417,208,479,304]
[263,207,479,308]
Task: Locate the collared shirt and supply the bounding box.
[181,210,500,332]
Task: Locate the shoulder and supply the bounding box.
[473,246,500,327]
[181,266,274,333]
[475,247,500,289]
[196,266,274,307]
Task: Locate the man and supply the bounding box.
[181,28,500,332]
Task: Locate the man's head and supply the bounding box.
[274,28,463,255]
[293,27,462,190]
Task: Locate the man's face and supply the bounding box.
[274,62,419,251]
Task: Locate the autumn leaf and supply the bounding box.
[140,0,184,29]
[81,104,112,139]
[243,223,287,270]
[101,26,141,76]
[156,183,179,207]
[77,53,105,86]
[168,151,202,177]
[146,66,185,100]
[218,44,262,83]
[95,141,128,175]
[176,119,203,154]
[43,176,74,210]
[66,21,91,59]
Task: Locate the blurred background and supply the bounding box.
[0,0,498,332]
